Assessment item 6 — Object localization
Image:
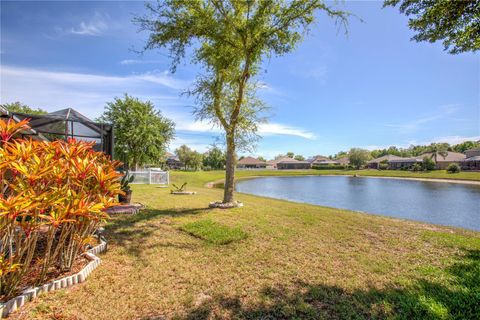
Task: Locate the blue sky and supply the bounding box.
[1,1,479,158]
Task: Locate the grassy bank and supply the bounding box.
[171,169,480,187]
[14,171,480,319]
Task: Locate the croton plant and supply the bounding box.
[0,118,122,298]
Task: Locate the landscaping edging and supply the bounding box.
[0,237,108,318]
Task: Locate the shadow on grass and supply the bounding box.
[104,208,207,258]
[171,250,480,320]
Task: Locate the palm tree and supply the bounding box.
[428,143,449,164]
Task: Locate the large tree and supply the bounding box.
[138,0,348,204]
[100,94,175,169]
[348,148,371,169]
[203,145,226,169]
[384,0,480,54]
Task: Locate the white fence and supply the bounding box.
[128,168,169,185]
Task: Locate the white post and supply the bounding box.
[166,171,169,186]
[148,169,152,185]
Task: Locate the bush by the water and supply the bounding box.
[446,163,461,173]
[378,163,389,170]
[312,164,346,170]
[0,118,122,299]
[412,163,423,172]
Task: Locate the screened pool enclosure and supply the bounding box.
[1,108,114,157]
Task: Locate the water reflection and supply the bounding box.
[236,176,480,231]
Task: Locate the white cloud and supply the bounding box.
[69,12,108,36]
[385,104,459,134]
[258,123,316,140]
[120,59,161,65]
[424,135,480,145]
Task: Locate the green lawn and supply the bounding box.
[14,171,480,319]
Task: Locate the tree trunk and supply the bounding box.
[223,133,236,203]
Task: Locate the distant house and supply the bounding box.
[165,152,183,170]
[367,154,404,169]
[461,148,480,171]
[308,155,339,167]
[237,157,267,169]
[421,151,466,170]
[276,157,311,170]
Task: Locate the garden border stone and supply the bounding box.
[0,236,108,318]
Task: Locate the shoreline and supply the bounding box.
[205,173,480,188]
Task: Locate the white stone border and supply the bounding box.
[0,237,107,318]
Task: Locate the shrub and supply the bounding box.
[412,163,423,171]
[312,165,346,170]
[446,163,461,173]
[378,163,389,170]
[423,156,436,171]
[0,118,122,298]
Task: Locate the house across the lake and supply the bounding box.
[237,157,267,169]
[367,154,404,169]
[165,152,183,170]
[275,157,311,170]
[388,157,424,170]
[308,155,340,167]
[421,151,466,170]
[461,148,480,171]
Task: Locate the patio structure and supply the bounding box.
[388,157,423,170]
[461,148,480,171]
[1,107,114,157]
[276,157,311,170]
[237,157,267,169]
[165,152,183,170]
[367,154,405,169]
[336,156,350,166]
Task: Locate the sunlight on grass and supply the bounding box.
[181,219,247,244]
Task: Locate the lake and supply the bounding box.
[236,176,480,231]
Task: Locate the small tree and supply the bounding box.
[100,94,175,170]
[138,0,349,204]
[294,154,305,161]
[422,156,436,171]
[257,156,266,162]
[286,152,295,159]
[384,0,480,54]
[348,148,371,169]
[175,145,203,171]
[203,145,226,170]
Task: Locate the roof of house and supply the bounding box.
[389,157,423,163]
[421,151,466,162]
[466,147,480,152]
[276,157,310,164]
[463,156,480,162]
[312,160,340,165]
[367,154,405,164]
[336,156,350,164]
[237,157,266,165]
[308,155,330,163]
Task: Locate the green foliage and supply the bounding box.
[286,152,295,158]
[175,145,203,171]
[378,162,389,170]
[384,0,480,54]
[423,156,436,171]
[100,94,175,169]
[294,155,305,161]
[412,163,423,172]
[447,163,461,174]
[454,141,480,153]
[120,171,135,192]
[1,102,47,115]
[171,182,187,193]
[203,145,226,170]
[348,148,371,169]
[312,164,346,170]
[257,156,266,162]
[180,219,247,245]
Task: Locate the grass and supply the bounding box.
[12,170,480,320]
[180,219,247,244]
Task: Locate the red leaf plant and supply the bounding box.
[0,118,122,298]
